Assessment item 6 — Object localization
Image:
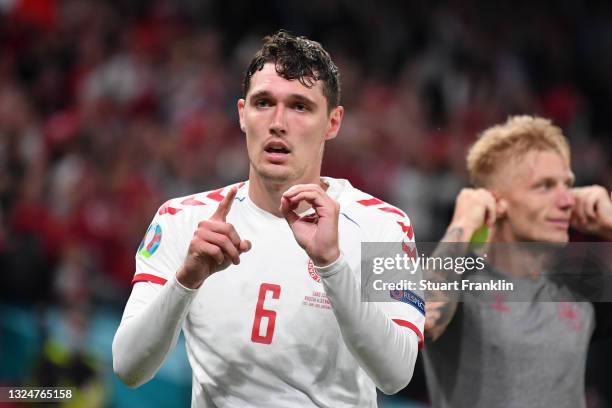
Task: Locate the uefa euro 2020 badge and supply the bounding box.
[138,223,162,258]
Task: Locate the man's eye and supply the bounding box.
[294,103,308,112]
[536,181,555,191]
[255,99,270,108]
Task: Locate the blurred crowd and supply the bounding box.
[0,0,611,404]
[2,0,611,305]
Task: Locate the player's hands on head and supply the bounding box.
[177,187,252,289]
[570,185,612,239]
[448,188,497,241]
[280,183,340,267]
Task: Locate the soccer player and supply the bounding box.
[112,31,424,407]
[423,115,612,408]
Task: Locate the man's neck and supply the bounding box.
[489,226,551,278]
[248,171,327,217]
[486,243,550,279]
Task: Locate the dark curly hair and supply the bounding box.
[243,31,341,111]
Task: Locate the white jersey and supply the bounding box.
[126,177,424,407]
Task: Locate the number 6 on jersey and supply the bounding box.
[251,283,281,344]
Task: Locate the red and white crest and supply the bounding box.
[307,259,321,283]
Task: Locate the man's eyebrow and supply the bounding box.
[248,90,272,100]
[288,94,316,105]
[248,91,316,106]
[531,174,576,186]
[531,175,553,184]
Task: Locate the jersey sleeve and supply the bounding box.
[113,199,198,387]
[364,206,425,348]
[133,200,190,286]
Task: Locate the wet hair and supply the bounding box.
[243,30,341,111]
[467,115,571,187]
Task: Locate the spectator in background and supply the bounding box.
[423,116,612,408]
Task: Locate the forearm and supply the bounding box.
[317,254,419,395]
[112,276,197,387]
[423,226,470,341]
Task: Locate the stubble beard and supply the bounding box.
[251,159,298,186]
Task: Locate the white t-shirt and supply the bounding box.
[117,177,424,407]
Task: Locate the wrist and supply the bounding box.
[312,248,341,267]
[176,266,207,289]
[446,221,478,241]
[314,251,346,278]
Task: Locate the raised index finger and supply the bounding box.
[210,186,237,222]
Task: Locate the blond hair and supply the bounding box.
[467,115,571,187]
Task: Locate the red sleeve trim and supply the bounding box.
[207,188,225,202]
[357,197,408,219]
[357,197,384,206]
[392,318,424,349]
[181,196,206,206]
[379,206,406,218]
[158,201,182,215]
[132,273,168,286]
[401,242,417,260]
[396,221,414,239]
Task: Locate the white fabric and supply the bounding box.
[112,178,424,407]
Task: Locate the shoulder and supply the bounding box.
[154,181,247,222]
[330,178,414,242]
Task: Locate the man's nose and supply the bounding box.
[269,105,287,135]
[558,186,575,210]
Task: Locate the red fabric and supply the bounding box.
[206,188,225,202]
[357,198,384,207]
[392,318,424,349]
[378,206,406,218]
[132,273,168,286]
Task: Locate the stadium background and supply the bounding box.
[0,0,610,406]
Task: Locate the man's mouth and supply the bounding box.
[547,218,570,229]
[264,141,291,156]
[265,146,290,154]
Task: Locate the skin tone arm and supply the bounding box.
[424,188,497,342]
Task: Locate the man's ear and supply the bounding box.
[494,193,508,219]
[237,99,246,133]
[325,106,344,141]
